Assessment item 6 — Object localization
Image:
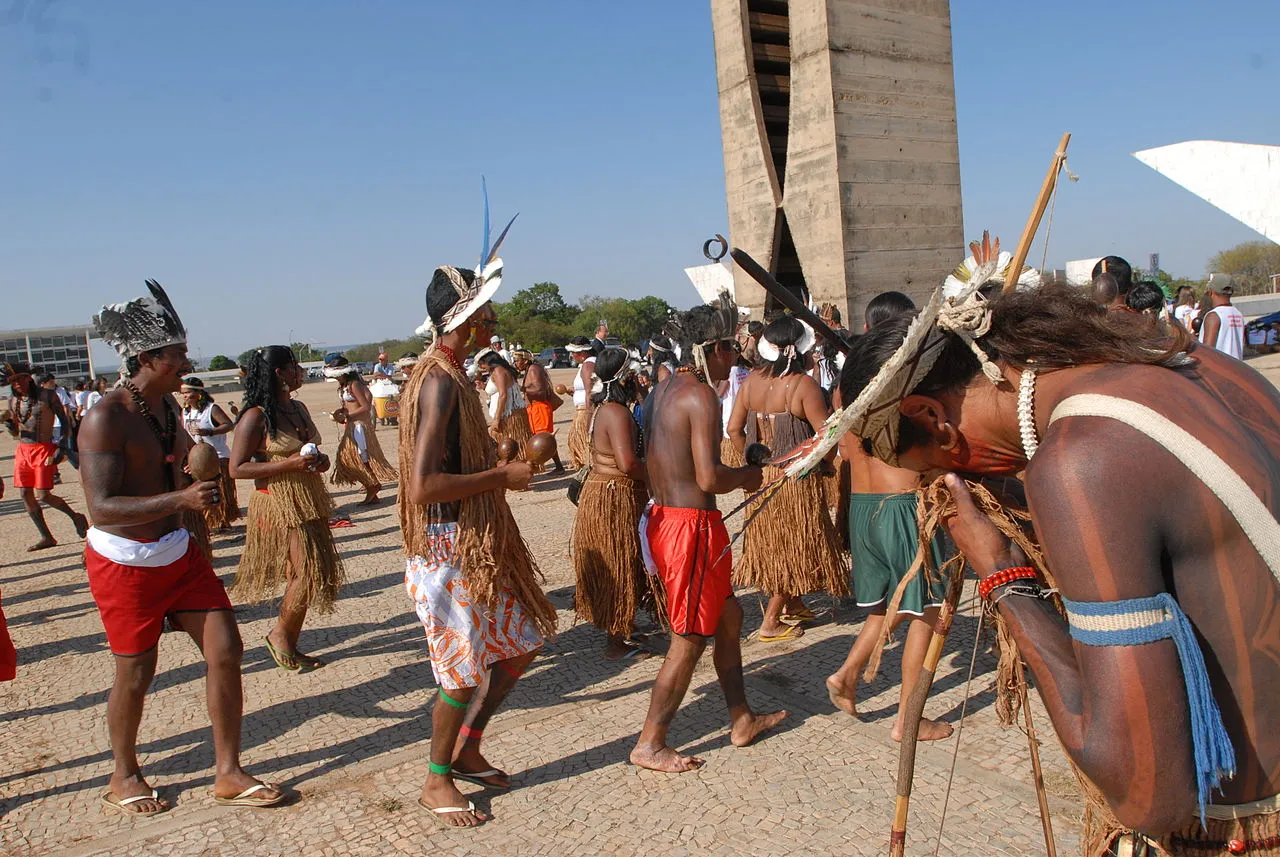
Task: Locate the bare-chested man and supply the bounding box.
[3,361,88,550]
[843,274,1280,854]
[400,265,558,827]
[78,281,283,816]
[825,294,954,742]
[632,296,787,773]
[512,348,565,473]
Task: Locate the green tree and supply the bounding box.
[503,282,576,324]
[236,348,259,368]
[291,343,325,363]
[207,355,236,371]
[574,295,674,345]
[343,337,428,363]
[1207,241,1280,295]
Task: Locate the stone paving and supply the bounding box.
[27,356,1280,857]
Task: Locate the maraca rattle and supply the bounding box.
[186,442,222,482]
[744,442,772,468]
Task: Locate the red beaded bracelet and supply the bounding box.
[978,566,1038,601]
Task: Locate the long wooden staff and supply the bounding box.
[1021,683,1059,857]
[888,562,965,857]
[1002,132,1071,295]
[729,249,855,355]
[890,133,1072,857]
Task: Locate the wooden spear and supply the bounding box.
[1002,132,1072,294]
[888,562,965,857]
[1021,682,1059,857]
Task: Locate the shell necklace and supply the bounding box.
[1017,368,1039,460]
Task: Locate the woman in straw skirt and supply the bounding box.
[726,316,848,642]
[566,335,597,470]
[180,376,240,533]
[229,346,345,672]
[324,355,396,506]
[476,349,537,468]
[570,347,657,660]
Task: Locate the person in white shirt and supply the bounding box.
[181,377,239,532]
[1172,286,1199,331]
[1198,280,1245,360]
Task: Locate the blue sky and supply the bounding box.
[2,0,1276,361]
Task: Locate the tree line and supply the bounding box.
[204,284,675,371]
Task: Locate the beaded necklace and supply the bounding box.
[437,345,464,376]
[122,380,178,490]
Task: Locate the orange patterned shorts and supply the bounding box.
[404,524,543,690]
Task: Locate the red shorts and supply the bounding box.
[527,400,554,435]
[13,442,57,490]
[86,537,232,656]
[645,505,733,637]
[0,588,15,682]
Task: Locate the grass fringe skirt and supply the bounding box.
[571,473,655,637]
[733,466,849,597]
[201,459,240,531]
[568,407,591,470]
[331,419,397,489]
[496,407,540,473]
[232,472,346,614]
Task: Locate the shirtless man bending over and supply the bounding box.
[79,281,283,816]
[632,296,787,773]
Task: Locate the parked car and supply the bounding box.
[538,347,573,368]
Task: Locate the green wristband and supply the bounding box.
[428,761,452,776]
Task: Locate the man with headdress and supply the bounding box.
[77,280,284,815]
[824,234,1280,855]
[630,292,787,773]
[3,360,88,550]
[399,261,558,827]
[512,347,566,474]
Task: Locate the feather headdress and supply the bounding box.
[93,280,188,373]
[414,179,519,339]
[780,233,1018,476]
[663,289,738,383]
[943,231,1041,300]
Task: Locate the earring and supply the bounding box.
[938,423,960,451]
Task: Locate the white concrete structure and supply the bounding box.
[1065,258,1102,286]
[1133,141,1280,245]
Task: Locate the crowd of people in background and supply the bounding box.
[2,248,1278,853]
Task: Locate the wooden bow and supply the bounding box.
[889,133,1073,856]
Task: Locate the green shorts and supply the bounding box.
[848,492,951,616]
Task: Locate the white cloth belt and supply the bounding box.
[87,527,190,567]
[638,501,658,577]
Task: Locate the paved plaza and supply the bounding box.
[5,358,1276,856]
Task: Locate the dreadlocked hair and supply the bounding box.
[664,291,738,368]
[842,283,1196,457]
[591,346,637,407]
[240,345,297,439]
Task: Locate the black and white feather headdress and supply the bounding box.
[93,280,188,369]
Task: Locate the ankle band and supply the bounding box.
[459,724,483,741]
[428,761,452,776]
[437,689,468,710]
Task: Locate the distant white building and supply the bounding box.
[0,325,98,381]
[1065,258,1102,286]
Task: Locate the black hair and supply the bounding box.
[1092,272,1120,307]
[74,380,86,391]
[746,320,764,338]
[182,376,213,408]
[760,316,810,377]
[240,345,297,438]
[1127,281,1165,313]
[591,347,638,407]
[568,335,598,357]
[123,347,166,378]
[37,372,56,385]
[865,291,916,330]
[1091,256,1133,295]
[426,267,476,327]
[664,302,738,368]
[477,349,518,379]
[841,283,1194,457]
